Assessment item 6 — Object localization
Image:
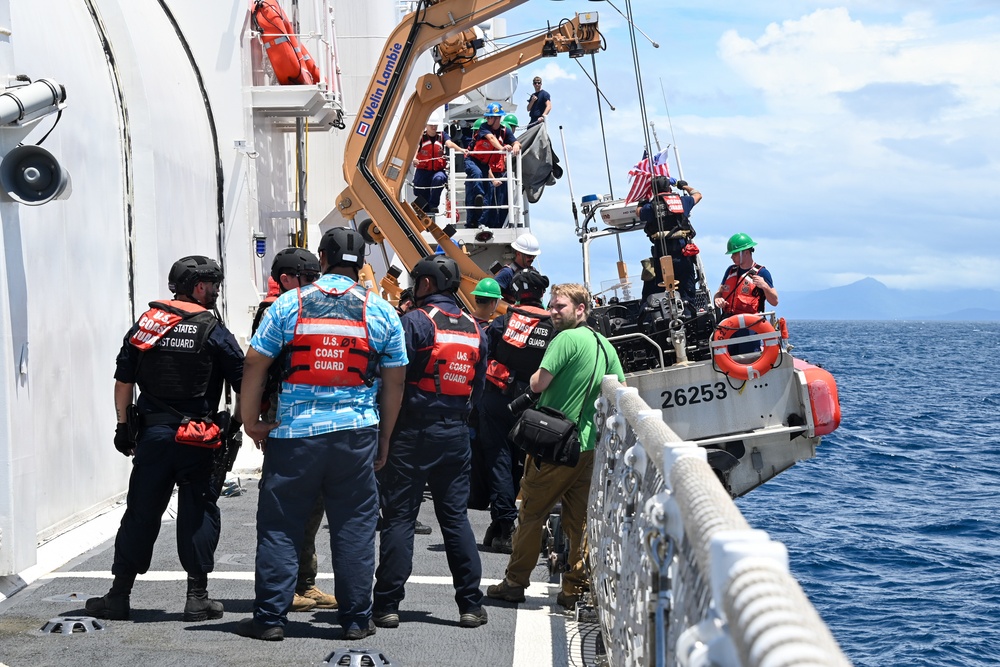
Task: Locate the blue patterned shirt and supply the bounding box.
[250,274,407,438]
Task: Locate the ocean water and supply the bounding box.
[736,321,1000,667]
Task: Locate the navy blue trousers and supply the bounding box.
[413,168,447,211]
[483,178,509,229]
[253,426,379,630]
[374,416,483,613]
[464,158,486,227]
[477,388,521,524]
[112,425,220,578]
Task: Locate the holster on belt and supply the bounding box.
[125,404,142,443]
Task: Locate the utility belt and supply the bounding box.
[400,408,469,424]
[140,393,228,450]
[648,227,694,243]
[139,412,186,428]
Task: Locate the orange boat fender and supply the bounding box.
[792,358,841,436]
[711,314,780,381]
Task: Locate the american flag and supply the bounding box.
[624,149,671,205]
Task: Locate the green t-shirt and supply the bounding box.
[537,326,625,452]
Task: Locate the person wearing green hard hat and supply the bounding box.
[714,232,779,353]
[501,113,519,132]
[715,232,778,315]
[470,277,502,325]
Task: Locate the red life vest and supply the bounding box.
[130,300,210,351]
[415,134,446,171]
[252,0,321,86]
[411,305,481,396]
[486,305,554,389]
[719,263,765,316]
[130,300,217,400]
[470,131,507,175]
[285,282,375,387]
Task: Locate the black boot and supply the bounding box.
[491,521,515,554]
[183,574,224,622]
[86,572,134,620]
[482,521,500,548]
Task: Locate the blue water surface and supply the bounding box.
[736,321,1000,667]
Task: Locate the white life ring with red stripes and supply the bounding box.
[711,314,780,380]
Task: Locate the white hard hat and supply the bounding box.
[511,233,541,256]
[427,112,445,127]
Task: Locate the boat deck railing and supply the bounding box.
[589,376,852,667]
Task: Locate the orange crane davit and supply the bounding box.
[335,0,601,309]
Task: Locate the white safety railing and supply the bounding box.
[589,376,851,667]
[447,149,525,228]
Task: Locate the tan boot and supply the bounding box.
[298,585,338,609]
[289,593,318,612]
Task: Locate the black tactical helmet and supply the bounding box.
[411,255,461,293]
[511,267,549,302]
[652,175,673,195]
[168,256,223,295]
[270,247,320,283]
[318,227,366,269]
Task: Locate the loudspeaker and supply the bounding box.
[0,145,71,205]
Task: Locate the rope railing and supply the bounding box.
[588,376,851,667]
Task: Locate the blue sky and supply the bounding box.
[498,1,999,294]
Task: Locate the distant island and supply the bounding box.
[776,277,1000,321]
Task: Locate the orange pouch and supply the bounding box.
[175,419,222,449]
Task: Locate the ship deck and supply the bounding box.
[0,457,601,667]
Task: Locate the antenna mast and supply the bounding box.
[660,77,684,180]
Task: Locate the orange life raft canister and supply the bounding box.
[711,314,781,381]
[252,0,321,85]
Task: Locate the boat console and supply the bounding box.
[589,292,718,372]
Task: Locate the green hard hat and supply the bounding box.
[725,232,757,255]
[471,277,502,299]
[472,118,485,131]
[502,113,519,129]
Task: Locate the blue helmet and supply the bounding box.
[484,102,504,117]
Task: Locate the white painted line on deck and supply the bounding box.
[7,504,127,595]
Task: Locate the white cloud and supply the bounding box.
[536,62,577,83]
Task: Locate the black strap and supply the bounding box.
[574,328,610,424]
[142,392,203,424]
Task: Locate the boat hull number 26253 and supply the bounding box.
[660,382,729,409]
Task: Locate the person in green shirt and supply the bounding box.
[487,283,624,610]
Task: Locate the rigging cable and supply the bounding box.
[588,53,626,272]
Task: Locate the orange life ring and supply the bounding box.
[711,314,780,380]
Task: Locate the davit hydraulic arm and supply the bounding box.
[335,0,601,307]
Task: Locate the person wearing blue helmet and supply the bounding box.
[465,102,520,228]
